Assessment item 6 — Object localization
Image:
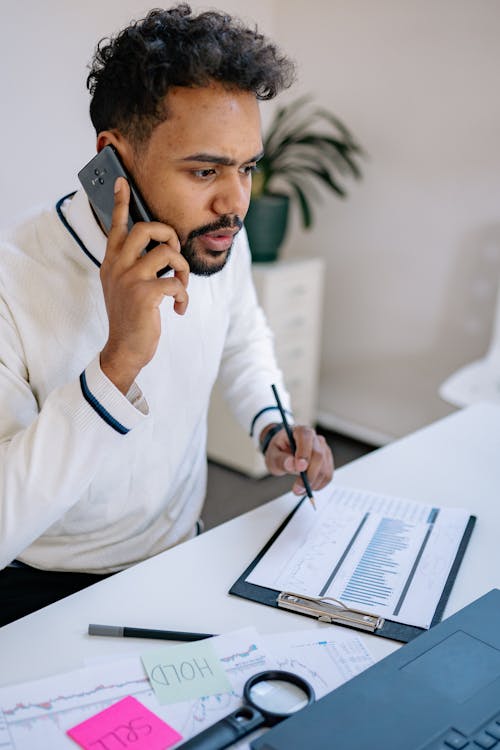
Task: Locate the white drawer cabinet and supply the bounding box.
[207,257,324,477]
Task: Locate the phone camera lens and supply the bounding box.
[98,177,105,184]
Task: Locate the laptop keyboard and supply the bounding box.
[422,716,500,748]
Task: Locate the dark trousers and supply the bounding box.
[0,564,112,627]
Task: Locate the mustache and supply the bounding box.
[187,215,243,241]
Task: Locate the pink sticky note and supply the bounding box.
[67,695,182,750]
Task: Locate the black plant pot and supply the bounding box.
[244,194,290,263]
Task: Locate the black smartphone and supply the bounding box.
[78,144,153,233]
[78,145,170,274]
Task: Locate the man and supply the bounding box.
[0,4,333,626]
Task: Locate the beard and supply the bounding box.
[180,215,244,276]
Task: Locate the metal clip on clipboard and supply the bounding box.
[277,592,384,632]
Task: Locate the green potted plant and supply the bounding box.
[245,96,364,262]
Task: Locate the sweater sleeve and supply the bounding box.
[0,296,148,569]
[217,229,293,446]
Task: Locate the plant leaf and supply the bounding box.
[287,179,314,229]
[264,96,313,153]
[259,95,365,223]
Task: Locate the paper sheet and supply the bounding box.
[0,626,374,750]
[262,627,374,699]
[247,484,471,629]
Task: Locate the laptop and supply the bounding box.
[252,589,500,750]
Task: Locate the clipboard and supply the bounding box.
[229,493,476,643]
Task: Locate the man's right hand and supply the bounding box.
[99,177,190,394]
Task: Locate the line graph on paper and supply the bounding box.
[1,676,150,721]
[0,665,154,750]
[0,626,373,749]
[262,628,375,701]
[176,639,269,739]
[0,629,274,750]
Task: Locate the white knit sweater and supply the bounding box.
[0,190,290,573]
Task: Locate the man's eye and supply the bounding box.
[193,168,216,178]
[242,164,258,175]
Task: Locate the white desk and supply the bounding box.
[1,402,499,688]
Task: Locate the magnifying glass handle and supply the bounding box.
[180,705,266,750]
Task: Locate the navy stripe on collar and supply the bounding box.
[56,193,101,269]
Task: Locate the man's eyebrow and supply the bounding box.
[180,150,265,166]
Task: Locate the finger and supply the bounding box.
[292,478,306,495]
[106,177,131,258]
[293,473,325,495]
[308,436,334,490]
[156,276,190,315]
[291,426,315,471]
[263,433,289,476]
[110,177,130,229]
[115,222,182,271]
[292,465,321,496]
[292,469,317,495]
[292,435,334,493]
[138,242,190,287]
[277,426,314,474]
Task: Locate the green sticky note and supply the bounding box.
[141,640,231,705]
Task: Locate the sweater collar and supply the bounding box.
[57,188,107,267]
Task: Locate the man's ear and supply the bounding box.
[96,131,133,162]
[96,131,116,153]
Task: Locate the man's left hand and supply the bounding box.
[262,424,334,495]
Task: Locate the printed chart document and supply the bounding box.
[0,626,374,750]
[243,484,474,631]
[262,627,373,700]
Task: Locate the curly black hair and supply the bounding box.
[87,4,295,144]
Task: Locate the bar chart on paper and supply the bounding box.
[339,517,414,607]
[334,513,437,612]
[246,485,472,629]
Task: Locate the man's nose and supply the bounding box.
[211,173,250,217]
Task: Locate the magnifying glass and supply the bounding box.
[180,669,315,750]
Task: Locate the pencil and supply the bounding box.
[88,624,215,642]
[271,384,316,510]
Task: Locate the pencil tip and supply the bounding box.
[310,496,317,510]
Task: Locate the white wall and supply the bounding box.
[2,1,499,441]
[0,0,275,228]
[273,0,500,440]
